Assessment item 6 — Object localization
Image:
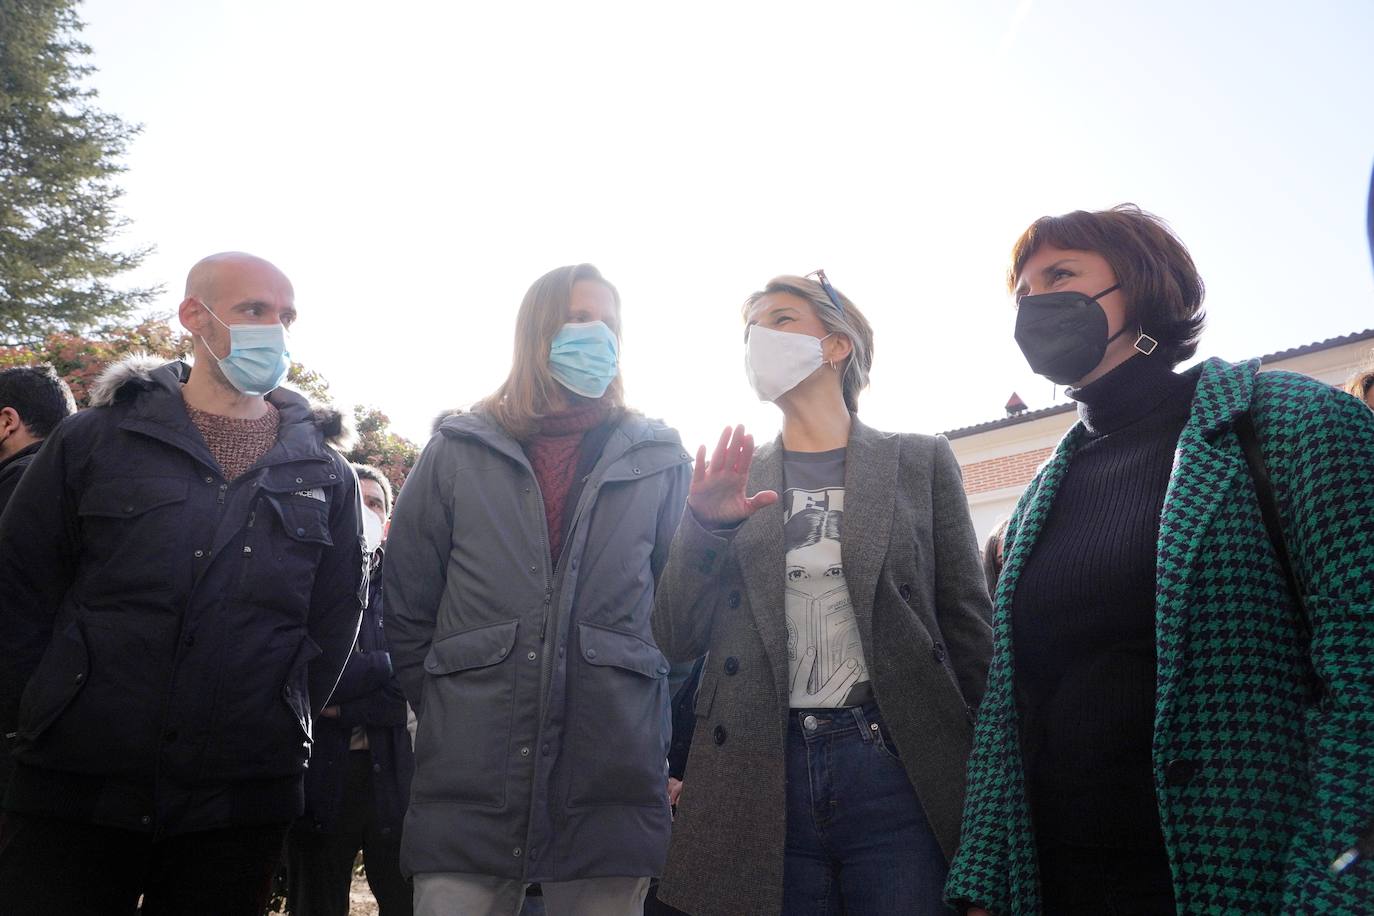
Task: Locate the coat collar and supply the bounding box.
[1188,357,1258,441]
[736,415,899,711]
[1152,357,1257,724]
[104,359,340,472]
[440,409,687,479]
[0,440,43,476]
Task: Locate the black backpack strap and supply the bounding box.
[1235,410,1311,641]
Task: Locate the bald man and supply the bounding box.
[0,253,368,915]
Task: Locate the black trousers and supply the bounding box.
[288,750,411,916]
[0,810,287,916]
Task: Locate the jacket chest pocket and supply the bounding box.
[263,492,333,546]
[237,490,333,611]
[76,477,189,598]
[263,490,332,552]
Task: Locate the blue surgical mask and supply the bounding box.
[200,306,292,396]
[549,321,619,399]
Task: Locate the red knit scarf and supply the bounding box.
[526,400,612,563]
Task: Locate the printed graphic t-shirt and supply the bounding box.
[782,447,871,708]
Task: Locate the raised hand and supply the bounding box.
[687,425,779,527]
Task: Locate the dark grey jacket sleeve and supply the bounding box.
[652,509,733,665]
[651,463,692,587]
[930,435,993,709]
[382,436,453,712]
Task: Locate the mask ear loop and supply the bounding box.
[196,298,232,363]
[821,333,839,370]
[1097,285,1157,356]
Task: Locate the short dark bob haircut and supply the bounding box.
[1009,204,1206,366]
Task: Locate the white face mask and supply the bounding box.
[744,325,832,402]
[362,508,385,555]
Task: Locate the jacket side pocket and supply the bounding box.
[15,621,90,748]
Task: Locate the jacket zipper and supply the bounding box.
[538,439,688,699]
[151,464,234,837]
[529,479,555,640]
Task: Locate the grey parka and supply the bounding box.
[384,409,691,883]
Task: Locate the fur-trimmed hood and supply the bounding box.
[88,354,353,448]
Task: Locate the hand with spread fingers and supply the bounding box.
[687,424,779,527]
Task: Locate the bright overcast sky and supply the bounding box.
[79,0,1374,451]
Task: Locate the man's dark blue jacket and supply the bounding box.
[0,356,367,836]
[299,550,414,837]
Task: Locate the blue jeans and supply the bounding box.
[783,702,948,915]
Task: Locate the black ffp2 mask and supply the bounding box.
[1014,284,1126,386]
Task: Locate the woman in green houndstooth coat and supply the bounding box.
[945,205,1374,915]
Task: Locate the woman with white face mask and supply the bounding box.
[384,264,691,916]
[651,273,993,916]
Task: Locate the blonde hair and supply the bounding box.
[1344,366,1374,406]
[742,275,875,412]
[476,264,624,439]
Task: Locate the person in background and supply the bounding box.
[0,365,78,797]
[946,205,1374,914]
[385,264,691,916]
[981,516,1009,602]
[289,463,415,916]
[0,252,366,915]
[0,365,76,513]
[1343,367,1374,410]
[652,272,992,915]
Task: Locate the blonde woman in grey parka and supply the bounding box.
[384,265,690,916]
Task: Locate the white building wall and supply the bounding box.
[947,334,1374,544]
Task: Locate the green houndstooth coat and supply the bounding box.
[944,357,1374,914]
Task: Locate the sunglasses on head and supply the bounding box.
[805,269,845,315]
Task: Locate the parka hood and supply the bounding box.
[88,354,353,448]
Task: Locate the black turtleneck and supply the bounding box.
[1012,353,1199,852]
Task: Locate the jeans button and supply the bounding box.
[803,715,818,732]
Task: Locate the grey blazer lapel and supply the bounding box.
[735,440,789,709]
[841,418,899,658]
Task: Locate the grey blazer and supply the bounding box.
[652,417,993,916]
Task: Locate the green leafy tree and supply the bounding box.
[346,405,420,495]
[285,361,331,403]
[0,315,185,403]
[0,0,158,345]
